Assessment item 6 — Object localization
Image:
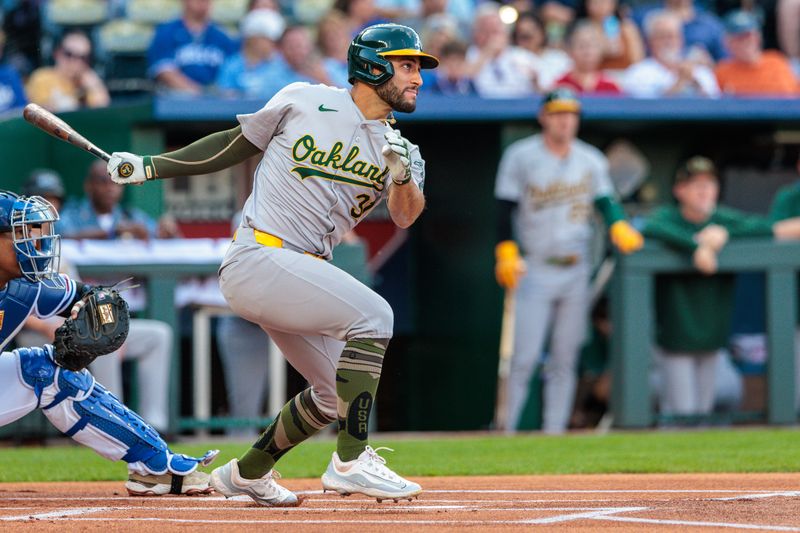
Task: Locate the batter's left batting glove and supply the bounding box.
[609,220,644,255]
[107,152,156,185]
[382,130,412,185]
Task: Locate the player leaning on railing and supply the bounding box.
[0,191,218,495]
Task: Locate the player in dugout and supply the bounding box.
[493,87,644,434]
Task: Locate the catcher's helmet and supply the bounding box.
[347,23,439,86]
[0,190,62,285]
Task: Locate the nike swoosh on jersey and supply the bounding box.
[318,104,338,112]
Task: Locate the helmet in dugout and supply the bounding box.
[347,23,439,86]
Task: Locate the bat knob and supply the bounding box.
[118,162,134,178]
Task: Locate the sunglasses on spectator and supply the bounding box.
[516,32,538,41]
[61,48,90,62]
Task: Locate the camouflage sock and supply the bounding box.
[237,388,334,479]
[336,338,388,462]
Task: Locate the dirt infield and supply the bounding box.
[1,473,798,532]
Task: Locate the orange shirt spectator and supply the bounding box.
[715,10,799,96]
[716,51,799,95]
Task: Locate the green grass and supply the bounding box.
[1,428,799,482]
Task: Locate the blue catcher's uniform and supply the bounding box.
[0,192,216,478]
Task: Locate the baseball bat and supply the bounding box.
[23,104,111,162]
[493,288,516,431]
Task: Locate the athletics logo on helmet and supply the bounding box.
[347,23,439,86]
[0,190,62,286]
[540,87,581,114]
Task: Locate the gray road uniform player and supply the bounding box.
[493,88,643,433]
[107,23,437,506]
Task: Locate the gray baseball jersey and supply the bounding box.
[237,82,425,259]
[494,134,613,433]
[494,134,613,262]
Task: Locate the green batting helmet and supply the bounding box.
[347,23,439,86]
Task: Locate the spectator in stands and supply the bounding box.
[540,0,578,49]
[148,0,238,95]
[715,10,799,96]
[512,11,572,91]
[0,29,27,114]
[26,31,110,112]
[633,0,727,63]
[621,10,720,98]
[777,0,800,73]
[428,39,476,95]
[418,13,461,87]
[397,0,475,33]
[643,156,800,420]
[333,0,388,36]
[2,0,42,77]
[215,8,290,98]
[16,168,174,433]
[59,160,181,240]
[554,20,622,94]
[249,0,278,8]
[582,0,645,70]
[317,10,352,88]
[467,3,540,98]
[278,25,334,86]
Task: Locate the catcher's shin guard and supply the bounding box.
[16,346,218,476]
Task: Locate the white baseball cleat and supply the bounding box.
[210,459,300,507]
[321,446,422,502]
[126,470,214,496]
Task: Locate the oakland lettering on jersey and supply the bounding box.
[291,134,388,191]
[528,173,591,209]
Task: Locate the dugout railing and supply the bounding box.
[610,240,800,428]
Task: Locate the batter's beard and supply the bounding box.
[376,81,416,113]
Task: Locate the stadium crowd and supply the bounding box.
[0,0,797,114]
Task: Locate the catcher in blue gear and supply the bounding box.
[0,190,218,495]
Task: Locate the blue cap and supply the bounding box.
[724,10,759,35]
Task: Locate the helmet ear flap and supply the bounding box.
[348,44,395,86]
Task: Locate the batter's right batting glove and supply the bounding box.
[108,152,155,184]
[494,240,527,289]
[382,130,412,185]
[609,220,644,255]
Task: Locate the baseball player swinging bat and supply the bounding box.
[22,104,134,178]
[493,288,515,431]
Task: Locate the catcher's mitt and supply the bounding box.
[53,286,130,371]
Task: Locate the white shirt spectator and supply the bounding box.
[467,45,541,98]
[621,57,720,98]
[537,48,573,91]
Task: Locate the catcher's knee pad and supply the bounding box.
[16,346,59,403]
[17,345,94,407]
[38,367,215,476]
